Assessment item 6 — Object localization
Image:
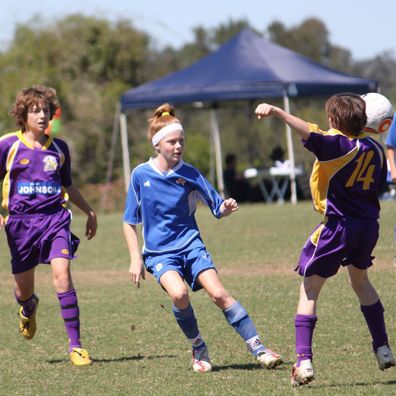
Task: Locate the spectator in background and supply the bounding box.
[270,145,289,168]
[223,153,251,202]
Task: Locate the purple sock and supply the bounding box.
[361,300,388,351]
[15,291,38,317]
[57,289,81,352]
[295,314,317,366]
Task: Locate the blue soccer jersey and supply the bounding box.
[304,123,387,219]
[123,158,224,254]
[385,114,396,148]
[0,131,72,215]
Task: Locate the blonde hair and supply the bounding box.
[147,103,181,141]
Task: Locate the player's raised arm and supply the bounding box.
[255,103,310,140]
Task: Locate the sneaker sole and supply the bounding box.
[379,361,395,371]
[291,375,314,387]
[259,356,283,369]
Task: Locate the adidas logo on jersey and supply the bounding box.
[144,180,151,187]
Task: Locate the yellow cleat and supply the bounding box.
[18,297,39,340]
[70,348,92,366]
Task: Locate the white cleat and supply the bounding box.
[375,345,395,370]
[191,346,212,373]
[256,348,283,369]
[291,359,314,386]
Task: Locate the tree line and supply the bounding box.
[0,15,395,194]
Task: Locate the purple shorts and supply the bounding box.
[5,209,80,274]
[296,216,379,278]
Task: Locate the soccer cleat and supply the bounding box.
[191,346,212,373]
[256,348,283,369]
[375,345,395,370]
[291,359,314,386]
[70,347,92,366]
[18,296,39,340]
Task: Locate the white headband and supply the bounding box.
[152,122,184,146]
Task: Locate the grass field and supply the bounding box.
[1,201,396,395]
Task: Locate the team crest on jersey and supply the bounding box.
[176,177,186,185]
[19,158,30,165]
[155,263,163,272]
[43,155,58,172]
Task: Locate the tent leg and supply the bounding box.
[120,113,131,192]
[101,103,121,210]
[283,94,297,204]
[209,107,224,197]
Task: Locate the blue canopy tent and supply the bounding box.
[112,28,377,203]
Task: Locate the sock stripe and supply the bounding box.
[64,316,80,322]
[61,303,79,309]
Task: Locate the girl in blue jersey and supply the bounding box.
[123,103,282,373]
[256,94,395,386]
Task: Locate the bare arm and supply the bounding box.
[123,223,145,287]
[387,147,396,182]
[65,184,97,239]
[255,103,311,140]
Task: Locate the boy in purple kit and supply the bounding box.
[255,94,395,386]
[0,86,97,366]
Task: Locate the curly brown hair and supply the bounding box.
[11,85,59,131]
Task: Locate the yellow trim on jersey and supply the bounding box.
[2,139,21,210]
[17,130,53,150]
[0,131,19,142]
[310,144,359,215]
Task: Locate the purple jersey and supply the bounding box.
[0,131,72,215]
[304,124,387,219]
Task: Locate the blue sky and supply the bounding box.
[1,0,395,60]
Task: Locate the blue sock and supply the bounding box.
[223,301,265,356]
[172,304,205,350]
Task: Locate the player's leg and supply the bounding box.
[292,274,326,386]
[347,265,395,370]
[160,270,211,372]
[14,268,39,340]
[197,269,282,369]
[51,257,91,366]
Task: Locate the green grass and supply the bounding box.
[1,201,396,395]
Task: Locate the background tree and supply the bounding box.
[0,15,395,209]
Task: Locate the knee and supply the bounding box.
[301,282,320,301]
[350,275,369,292]
[208,287,231,307]
[169,286,189,306]
[52,273,72,292]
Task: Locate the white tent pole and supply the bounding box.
[209,107,224,196]
[283,92,297,204]
[209,127,215,185]
[120,112,131,192]
[101,103,121,209]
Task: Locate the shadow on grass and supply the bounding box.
[47,353,177,364]
[211,360,292,372]
[311,379,396,389]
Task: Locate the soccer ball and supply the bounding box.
[361,92,394,134]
